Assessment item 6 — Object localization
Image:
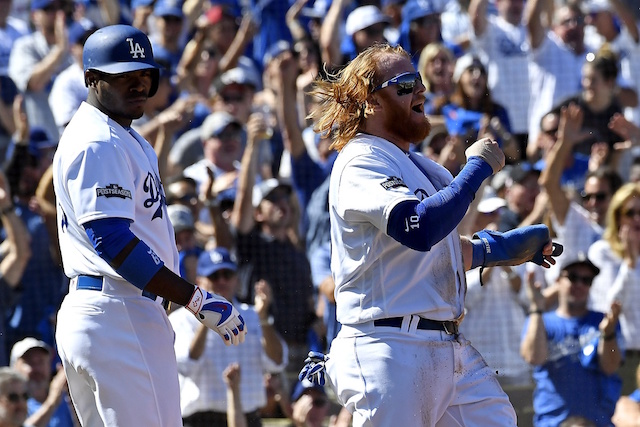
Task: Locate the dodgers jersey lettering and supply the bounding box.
[53,101,179,280]
[329,134,466,325]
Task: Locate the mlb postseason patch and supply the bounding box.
[380,176,408,190]
[96,184,133,199]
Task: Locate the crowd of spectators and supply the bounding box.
[0,0,640,425]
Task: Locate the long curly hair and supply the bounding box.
[307,44,411,151]
[603,182,640,258]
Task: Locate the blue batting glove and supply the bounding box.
[186,287,247,345]
[472,224,563,269]
[299,351,328,386]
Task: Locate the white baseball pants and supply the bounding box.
[56,278,183,427]
[326,316,518,427]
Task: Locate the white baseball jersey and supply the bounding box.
[471,14,531,134]
[329,133,466,325]
[53,101,183,427]
[528,32,596,143]
[53,101,179,280]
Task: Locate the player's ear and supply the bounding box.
[85,70,96,88]
[366,94,381,111]
[362,99,379,117]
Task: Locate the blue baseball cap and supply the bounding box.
[27,127,57,158]
[154,0,184,17]
[197,247,237,278]
[263,40,291,68]
[402,0,437,23]
[68,20,97,46]
[131,0,154,9]
[30,0,56,10]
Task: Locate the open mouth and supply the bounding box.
[412,102,424,114]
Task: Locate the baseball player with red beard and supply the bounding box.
[300,44,561,427]
[52,25,246,426]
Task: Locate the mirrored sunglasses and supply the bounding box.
[373,72,422,96]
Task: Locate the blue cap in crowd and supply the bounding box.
[27,127,57,159]
[131,0,154,9]
[154,0,184,17]
[68,20,97,46]
[30,0,56,11]
[197,247,238,278]
[263,40,291,68]
[402,0,437,23]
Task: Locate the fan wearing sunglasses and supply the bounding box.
[303,43,560,427]
[0,367,30,427]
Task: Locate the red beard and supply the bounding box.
[382,104,432,144]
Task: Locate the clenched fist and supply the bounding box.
[465,137,505,174]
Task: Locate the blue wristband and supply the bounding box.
[117,240,164,290]
[470,239,486,269]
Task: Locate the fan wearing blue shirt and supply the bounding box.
[521,254,624,427]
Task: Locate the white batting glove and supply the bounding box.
[465,137,505,174]
[299,351,329,386]
[186,287,247,346]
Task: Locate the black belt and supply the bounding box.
[374,317,459,335]
[76,275,159,302]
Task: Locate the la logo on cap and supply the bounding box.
[211,251,224,264]
[126,38,146,59]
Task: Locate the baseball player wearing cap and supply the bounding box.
[52,25,246,427]
[301,44,561,426]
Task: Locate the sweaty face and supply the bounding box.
[90,69,155,127]
[374,56,430,145]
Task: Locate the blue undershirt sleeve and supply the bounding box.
[84,218,164,290]
[387,157,491,251]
